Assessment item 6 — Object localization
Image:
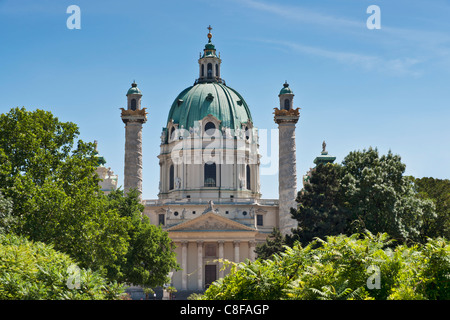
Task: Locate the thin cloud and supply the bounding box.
[237,0,363,29]
[229,0,445,76]
[258,39,422,76]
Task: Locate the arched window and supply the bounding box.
[204,121,216,135]
[246,165,251,190]
[215,64,219,78]
[201,64,205,77]
[170,127,176,140]
[207,63,213,79]
[169,165,174,190]
[204,163,216,187]
[284,99,290,110]
[131,99,137,111]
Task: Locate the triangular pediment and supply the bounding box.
[167,211,256,232]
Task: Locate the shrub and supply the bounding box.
[0,233,125,299]
[199,233,450,300]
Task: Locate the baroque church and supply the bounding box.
[99,27,334,294]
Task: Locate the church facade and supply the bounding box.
[117,27,302,292]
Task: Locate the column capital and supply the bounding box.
[273,108,300,124]
[120,108,148,124]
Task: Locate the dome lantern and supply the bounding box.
[196,25,224,85]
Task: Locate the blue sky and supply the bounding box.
[0,0,449,200]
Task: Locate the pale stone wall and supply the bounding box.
[158,115,261,201]
[96,166,118,194]
[144,201,278,234]
[144,201,278,291]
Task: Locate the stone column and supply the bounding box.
[121,109,147,198]
[233,240,240,263]
[218,240,224,279]
[274,108,300,236]
[197,240,204,290]
[124,121,143,195]
[249,240,256,261]
[181,241,188,290]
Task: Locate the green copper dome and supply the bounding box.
[279,81,293,95]
[166,82,252,131]
[127,82,142,95]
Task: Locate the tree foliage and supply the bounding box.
[0,107,129,272]
[0,107,178,292]
[0,233,125,300]
[288,163,347,247]
[285,147,437,249]
[410,176,450,241]
[105,189,179,288]
[199,233,450,300]
[255,228,285,260]
[340,147,435,243]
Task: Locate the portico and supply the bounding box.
[167,211,259,290]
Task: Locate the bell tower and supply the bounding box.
[121,81,147,198]
[274,82,300,236]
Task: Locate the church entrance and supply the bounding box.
[204,265,217,288]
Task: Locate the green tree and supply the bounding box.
[255,228,286,260]
[276,147,437,255]
[0,107,180,291]
[0,107,130,272]
[340,147,435,243]
[0,233,125,300]
[105,189,180,288]
[288,163,348,247]
[199,233,450,300]
[410,177,450,240]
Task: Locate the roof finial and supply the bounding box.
[207,25,213,43]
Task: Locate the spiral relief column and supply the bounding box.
[121,82,147,198]
[274,82,300,236]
